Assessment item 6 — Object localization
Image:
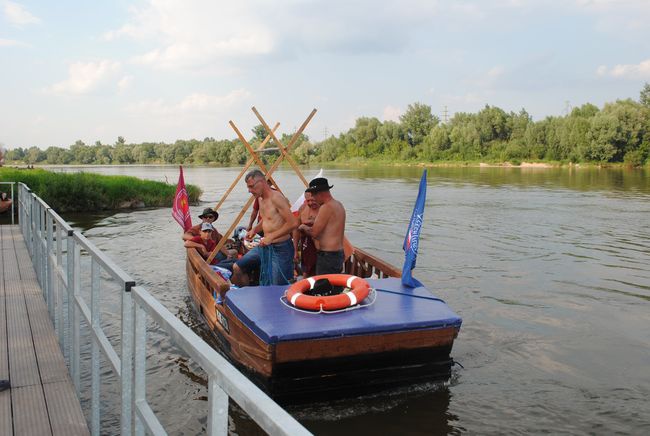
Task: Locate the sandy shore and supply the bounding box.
[479,162,554,168]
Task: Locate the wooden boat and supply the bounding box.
[183,108,461,403]
[186,245,462,403]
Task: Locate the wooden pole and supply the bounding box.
[206,109,318,265]
[213,122,279,212]
[253,107,355,258]
[252,107,308,186]
[228,121,282,193]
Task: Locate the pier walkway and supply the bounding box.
[0,181,309,435]
[0,224,89,435]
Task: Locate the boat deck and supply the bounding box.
[0,225,88,435]
[226,277,462,343]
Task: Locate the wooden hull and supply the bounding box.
[186,249,460,403]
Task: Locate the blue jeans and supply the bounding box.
[259,239,294,286]
[235,246,260,273]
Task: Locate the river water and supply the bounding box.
[53,165,650,435]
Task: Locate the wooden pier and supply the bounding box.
[0,224,88,435]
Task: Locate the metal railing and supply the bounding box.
[15,182,310,436]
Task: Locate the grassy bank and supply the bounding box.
[0,168,202,212]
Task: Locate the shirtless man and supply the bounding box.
[298,177,346,275]
[232,169,297,286]
[292,191,320,277]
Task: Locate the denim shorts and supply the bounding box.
[316,250,344,275]
[235,246,260,273]
[259,239,295,286]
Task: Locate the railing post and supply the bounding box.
[91,258,101,436]
[207,378,229,435]
[133,302,146,436]
[72,241,81,394]
[121,281,135,436]
[33,200,39,284]
[46,213,56,330]
[65,230,74,363]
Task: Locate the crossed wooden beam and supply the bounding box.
[206,107,317,264]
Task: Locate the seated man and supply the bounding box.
[182,207,234,262]
[0,192,12,214]
[183,222,220,264]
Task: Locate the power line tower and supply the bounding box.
[563,100,572,116]
[323,126,328,140]
[442,106,449,123]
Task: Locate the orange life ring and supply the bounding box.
[285,274,370,311]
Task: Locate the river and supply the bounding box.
[53,164,650,435]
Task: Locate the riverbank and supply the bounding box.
[0,167,202,212]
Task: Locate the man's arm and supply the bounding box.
[247,208,258,231]
[299,203,330,240]
[292,206,305,258]
[182,225,199,241]
[184,240,207,255]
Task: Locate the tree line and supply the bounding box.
[7,83,650,167]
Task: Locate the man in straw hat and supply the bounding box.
[299,177,346,275]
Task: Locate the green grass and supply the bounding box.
[0,168,202,212]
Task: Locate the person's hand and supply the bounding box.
[245,229,256,240]
[258,237,269,247]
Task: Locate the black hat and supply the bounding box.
[198,207,218,219]
[305,177,333,193]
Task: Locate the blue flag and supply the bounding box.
[401,170,427,288]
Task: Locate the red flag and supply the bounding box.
[172,166,192,231]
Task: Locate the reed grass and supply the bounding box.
[0,168,202,212]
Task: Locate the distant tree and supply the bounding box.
[6,147,26,161]
[112,144,134,163]
[251,124,268,142]
[639,82,650,108]
[571,103,599,118]
[399,103,439,146]
[24,146,46,164]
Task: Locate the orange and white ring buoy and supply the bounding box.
[285,274,370,311]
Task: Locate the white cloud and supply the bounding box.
[117,75,133,92]
[104,1,274,71]
[45,60,121,96]
[464,65,506,88]
[125,89,251,116]
[596,59,650,79]
[382,105,402,122]
[573,0,650,33]
[575,0,650,11]
[4,1,40,26]
[0,37,26,47]
[104,0,445,71]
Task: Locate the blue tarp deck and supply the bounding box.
[225,277,462,344]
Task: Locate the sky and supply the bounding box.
[1,0,650,150]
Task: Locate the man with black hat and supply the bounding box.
[299,177,346,275]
